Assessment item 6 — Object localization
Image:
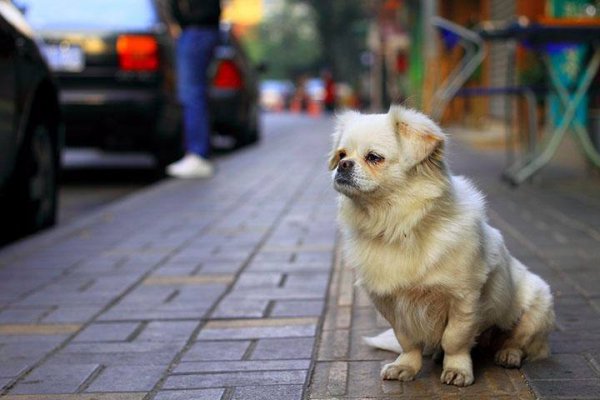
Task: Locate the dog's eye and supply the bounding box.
[339,151,347,159]
[365,152,384,164]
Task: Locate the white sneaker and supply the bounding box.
[166,153,214,178]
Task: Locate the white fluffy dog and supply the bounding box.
[329,106,555,387]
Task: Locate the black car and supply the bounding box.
[15,0,260,166]
[0,0,61,240]
[210,24,261,147]
[14,0,182,167]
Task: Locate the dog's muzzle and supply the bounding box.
[335,160,356,187]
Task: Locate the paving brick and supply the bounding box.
[316,329,350,361]
[10,364,99,395]
[85,365,167,392]
[154,389,225,400]
[529,379,600,399]
[0,338,64,355]
[250,337,315,360]
[522,354,599,380]
[234,272,283,289]
[253,252,294,263]
[198,323,316,340]
[98,283,227,321]
[211,298,269,318]
[208,317,317,327]
[41,306,105,323]
[135,321,198,342]
[153,264,199,277]
[246,261,330,273]
[229,287,326,300]
[74,322,140,342]
[270,300,324,317]
[103,307,211,321]
[309,361,352,398]
[50,341,183,366]
[551,338,600,354]
[163,370,307,390]
[321,306,352,330]
[0,324,81,335]
[352,306,391,330]
[182,340,251,362]
[199,261,245,275]
[1,377,12,390]
[325,361,349,397]
[143,275,234,286]
[0,307,51,324]
[173,359,310,374]
[0,359,33,378]
[231,384,304,400]
[1,394,146,400]
[110,286,181,306]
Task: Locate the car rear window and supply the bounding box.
[14,0,158,31]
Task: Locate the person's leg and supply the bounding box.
[176,28,219,158]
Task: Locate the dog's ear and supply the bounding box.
[328,110,358,170]
[388,105,445,165]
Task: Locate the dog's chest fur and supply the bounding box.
[370,286,450,345]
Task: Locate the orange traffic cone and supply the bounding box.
[290,98,302,113]
[308,100,322,117]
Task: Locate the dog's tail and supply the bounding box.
[362,329,402,353]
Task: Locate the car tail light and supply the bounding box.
[213,60,243,89]
[116,35,159,71]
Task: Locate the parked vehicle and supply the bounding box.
[14,0,182,167]
[15,0,260,167]
[0,0,61,240]
[210,24,262,147]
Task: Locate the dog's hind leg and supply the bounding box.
[495,286,554,368]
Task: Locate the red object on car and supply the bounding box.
[213,60,243,89]
[116,35,159,71]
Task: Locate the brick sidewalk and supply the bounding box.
[2,114,600,399]
[0,114,337,399]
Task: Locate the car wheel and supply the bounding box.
[154,130,184,173]
[235,104,260,148]
[12,122,58,234]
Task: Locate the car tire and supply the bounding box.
[10,120,58,235]
[235,104,260,148]
[154,131,184,173]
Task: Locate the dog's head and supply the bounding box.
[329,105,447,199]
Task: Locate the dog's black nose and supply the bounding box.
[339,159,354,171]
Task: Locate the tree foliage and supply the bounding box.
[240,0,369,82]
[295,0,368,82]
[242,1,322,79]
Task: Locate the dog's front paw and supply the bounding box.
[380,362,416,381]
[495,348,523,368]
[440,368,474,387]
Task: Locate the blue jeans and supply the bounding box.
[176,27,219,157]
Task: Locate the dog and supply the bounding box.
[329,105,555,387]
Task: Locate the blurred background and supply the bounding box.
[1,0,599,245]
